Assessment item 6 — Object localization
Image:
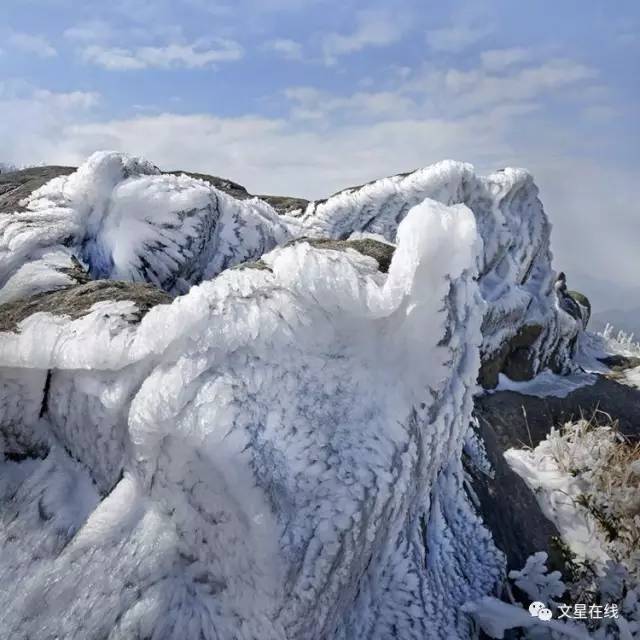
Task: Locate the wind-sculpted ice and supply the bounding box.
[0,152,580,380]
[0,198,503,638]
[1,151,586,638]
[295,161,581,378]
[0,151,291,301]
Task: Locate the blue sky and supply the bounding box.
[1,0,639,309]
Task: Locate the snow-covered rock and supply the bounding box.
[1,152,580,385]
[0,193,505,638]
[294,161,581,385]
[0,151,587,638]
[0,152,291,299]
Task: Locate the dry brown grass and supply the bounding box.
[549,412,640,574]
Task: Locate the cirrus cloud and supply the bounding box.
[81,39,244,70]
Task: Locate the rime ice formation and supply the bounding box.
[0,152,291,302]
[0,152,584,638]
[1,152,581,379]
[295,162,582,384]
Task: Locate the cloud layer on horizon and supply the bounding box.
[1,0,638,308]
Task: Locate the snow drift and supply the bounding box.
[0,152,583,638]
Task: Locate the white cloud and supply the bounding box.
[265,38,304,60]
[8,32,57,58]
[55,112,639,301]
[322,9,409,65]
[64,20,114,43]
[285,86,415,121]
[32,89,100,110]
[82,46,146,70]
[1,48,636,300]
[480,47,532,71]
[0,84,99,165]
[410,58,596,116]
[425,25,489,53]
[82,39,244,70]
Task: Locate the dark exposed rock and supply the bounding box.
[166,170,251,200]
[554,274,589,329]
[472,371,640,577]
[0,280,171,334]
[166,171,309,214]
[0,166,75,213]
[558,294,582,323]
[597,354,640,372]
[328,169,417,199]
[1,165,307,217]
[257,195,309,215]
[478,324,544,390]
[476,375,640,448]
[288,237,396,273]
[567,290,591,326]
[57,255,93,286]
[230,259,273,273]
[468,418,563,573]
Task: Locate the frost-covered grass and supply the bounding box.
[474,415,640,638]
[0,162,18,174]
[0,161,42,174]
[509,414,640,577]
[467,551,640,638]
[598,324,640,358]
[546,417,640,574]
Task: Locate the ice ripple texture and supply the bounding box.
[0,152,578,638]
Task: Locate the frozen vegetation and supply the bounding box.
[489,417,640,639]
[0,151,613,638]
[485,331,640,639]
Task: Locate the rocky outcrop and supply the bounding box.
[287,236,395,273]
[471,369,640,582]
[0,279,171,484]
[0,166,75,213]
[0,195,506,639]
[477,324,544,389]
[568,290,591,327]
[598,353,640,373]
[1,155,582,390]
[0,279,170,334]
[467,417,564,573]
[0,152,596,639]
[297,163,583,388]
[476,376,640,445]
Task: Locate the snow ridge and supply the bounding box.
[0,195,503,638]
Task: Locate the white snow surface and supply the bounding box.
[295,161,581,367]
[506,443,611,566]
[0,151,582,638]
[494,370,596,398]
[624,366,640,389]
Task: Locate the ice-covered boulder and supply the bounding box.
[0,152,292,301]
[293,162,582,387]
[0,280,171,489]
[1,153,581,388]
[0,151,587,638]
[0,197,505,638]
